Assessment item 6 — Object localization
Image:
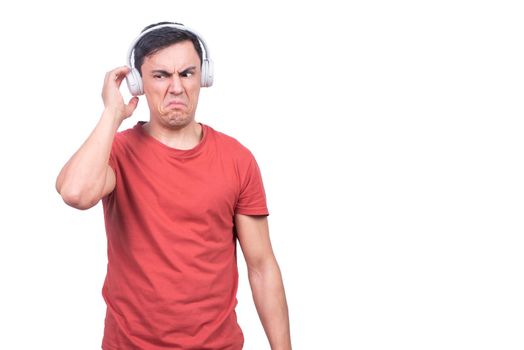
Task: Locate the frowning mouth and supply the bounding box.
[166,101,187,108]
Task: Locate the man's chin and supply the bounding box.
[162,113,194,129]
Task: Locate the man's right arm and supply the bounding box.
[56,66,139,210]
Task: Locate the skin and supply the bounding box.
[236,214,292,350]
[140,41,203,149]
[56,39,291,349]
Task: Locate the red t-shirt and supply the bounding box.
[101,122,268,350]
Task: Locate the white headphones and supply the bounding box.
[125,23,214,96]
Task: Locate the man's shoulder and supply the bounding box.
[109,123,144,159]
[116,122,141,138]
[205,124,253,157]
[113,123,142,144]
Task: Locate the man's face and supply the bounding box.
[141,40,201,129]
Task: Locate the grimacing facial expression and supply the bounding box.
[141,40,202,129]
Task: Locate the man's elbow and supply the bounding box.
[247,255,280,279]
[58,187,100,210]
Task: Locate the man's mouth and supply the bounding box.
[167,100,186,108]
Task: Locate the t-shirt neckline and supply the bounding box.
[134,121,208,159]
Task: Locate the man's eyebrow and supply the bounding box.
[151,66,197,75]
[180,66,197,74]
[151,69,172,76]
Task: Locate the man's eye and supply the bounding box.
[181,72,194,78]
[154,74,166,79]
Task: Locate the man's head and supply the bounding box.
[125,22,213,96]
[129,22,210,129]
[133,22,203,77]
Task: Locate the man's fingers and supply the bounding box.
[105,66,131,86]
[128,96,139,109]
[125,96,139,116]
[115,67,130,82]
[102,66,133,114]
[111,66,130,76]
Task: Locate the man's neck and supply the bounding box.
[142,121,203,150]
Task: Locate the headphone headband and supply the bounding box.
[125,23,214,95]
[126,23,211,71]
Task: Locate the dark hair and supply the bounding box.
[134,22,203,76]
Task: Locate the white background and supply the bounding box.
[0,0,523,349]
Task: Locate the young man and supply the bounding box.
[56,22,291,350]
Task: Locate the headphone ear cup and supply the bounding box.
[200,59,214,87]
[126,67,144,96]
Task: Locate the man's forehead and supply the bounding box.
[144,43,199,68]
[151,41,199,58]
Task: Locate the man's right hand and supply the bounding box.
[102,66,139,122]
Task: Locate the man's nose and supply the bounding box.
[168,74,183,94]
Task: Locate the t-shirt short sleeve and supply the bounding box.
[104,132,126,202]
[107,129,124,174]
[108,149,117,176]
[235,155,269,216]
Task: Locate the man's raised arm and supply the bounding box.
[56,66,139,209]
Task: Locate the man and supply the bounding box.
[56,22,291,350]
